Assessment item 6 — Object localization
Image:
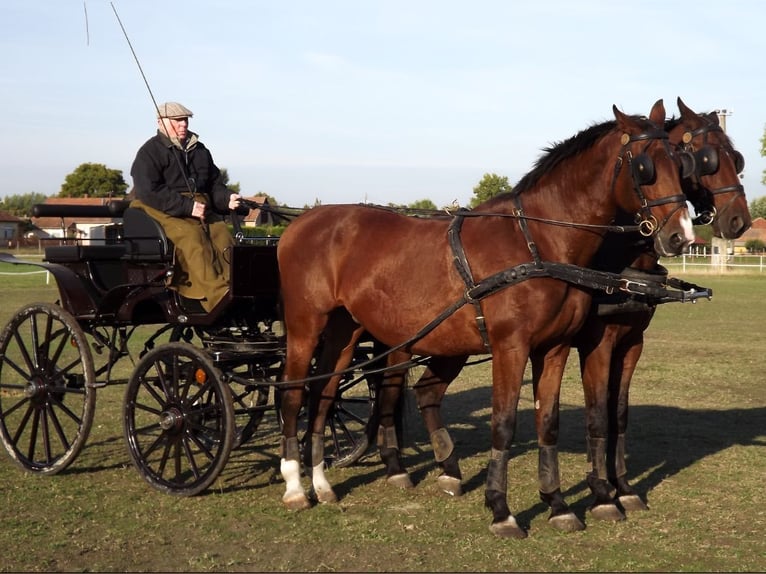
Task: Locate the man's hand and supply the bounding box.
[191,201,206,220]
[228,194,241,211]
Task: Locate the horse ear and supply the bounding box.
[677,97,696,121]
[649,99,666,125]
[705,111,720,125]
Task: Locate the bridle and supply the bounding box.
[610,126,690,237]
[678,121,746,224]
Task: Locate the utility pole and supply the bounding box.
[711,108,733,272]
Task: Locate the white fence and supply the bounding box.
[660,254,766,274]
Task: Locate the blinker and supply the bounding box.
[696,146,719,176]
[632,153,655,185]
[678,151,696,179]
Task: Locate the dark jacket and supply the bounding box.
[130,130,231,220]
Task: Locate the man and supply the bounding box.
[130,102,240,312]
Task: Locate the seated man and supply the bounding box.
[130,101,240,312]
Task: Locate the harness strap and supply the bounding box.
[448,214,492,353]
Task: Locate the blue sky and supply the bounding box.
[1,0,764,208]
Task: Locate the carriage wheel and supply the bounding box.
[0,303,96,475]
[123,342,235,496]
[327,337,388,468]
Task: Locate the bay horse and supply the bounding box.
[576,96,751,520]
[276,100,694,539]
[369,97,751,528]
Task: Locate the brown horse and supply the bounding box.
[370,97,751,527]
[276,101,694,539]
[576,97,752,520]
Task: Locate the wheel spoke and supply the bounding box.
[45,402,73,453]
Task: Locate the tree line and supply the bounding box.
[2,162,765,221]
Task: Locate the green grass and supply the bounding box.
[0,260,764,572]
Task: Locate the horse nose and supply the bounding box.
[666,231,693,256]
[728,215,746,238]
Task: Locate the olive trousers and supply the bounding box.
[130,199,234,312]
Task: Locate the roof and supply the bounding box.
[738,217,766,244]
[240,195,273,225]
[0,210,24,223]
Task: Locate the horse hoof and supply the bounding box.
[283,492,312,511]
[437,475,463,497]
[387,473,414,489]
[549,512,586,532]
[589,503,626,522]
[618,494,649,512]
[489,516,527,539]
[314,487,338,504]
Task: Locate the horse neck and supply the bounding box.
[501,141,622,266]
[591,231,657,273]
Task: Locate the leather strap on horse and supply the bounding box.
[448,213,492,353]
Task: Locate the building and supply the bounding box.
[735,217,766,252]
[0,210,24,248]
[239,195,277,227]
[30,197,126,244]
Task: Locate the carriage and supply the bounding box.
[0,99,750,539]
[0,200,388,496]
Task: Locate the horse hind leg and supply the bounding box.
[376,350,414,489]
[279,324,327,510]
[305,310,366,504]
[413,355,468,496]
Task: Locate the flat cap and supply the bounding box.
[156,102,193,119]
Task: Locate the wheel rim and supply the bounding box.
[327,337,386,467]
[123,342,234,496]
[0,303,96,474]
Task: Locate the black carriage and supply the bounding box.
[0,201,383,495]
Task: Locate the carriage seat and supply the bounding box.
[44,244,127,263]
[121,207,174,262]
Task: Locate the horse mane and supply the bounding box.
[478,114,662,211]
[512,120,616,195]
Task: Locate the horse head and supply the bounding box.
[670,97,752,239]
[611,99,694,257]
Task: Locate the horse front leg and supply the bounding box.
[577,322,627,522]
[412,355,468,496]
[531,345,585,532]
[484,351,527,539]
[608,335,649,512]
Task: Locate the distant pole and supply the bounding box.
[714,108,732,132]
[712,108,733,271]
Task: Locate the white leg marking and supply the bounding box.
[312,461,338,503]
[281,458,307,506]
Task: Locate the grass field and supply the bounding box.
[0,259,764,572]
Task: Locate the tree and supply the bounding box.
[0,192,49,217]
[470,173,512,208]
[745,239,765,254]
[408,199,437,211]
[761,125,766,185]
[749,196,766,220]
[60,163,128,198]
[219,168,241,194]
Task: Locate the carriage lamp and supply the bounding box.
[194,368,207,385]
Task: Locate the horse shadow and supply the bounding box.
[382,382,765,526]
